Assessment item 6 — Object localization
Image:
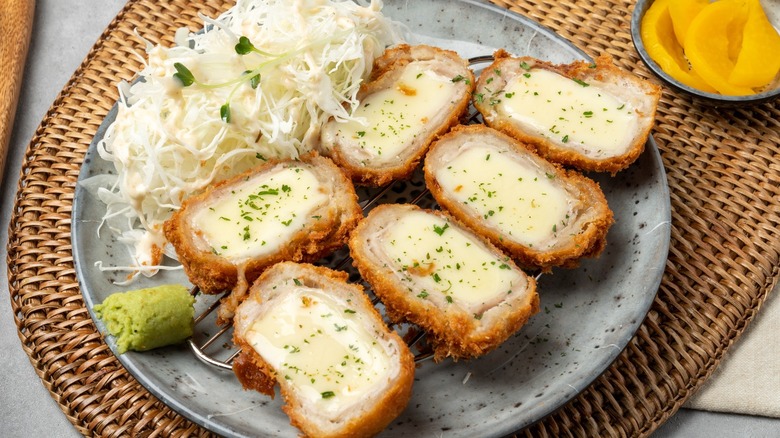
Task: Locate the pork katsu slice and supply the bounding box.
[424,124,614,271]
[320,44,474,186]
[163,154,362,321]
[474,51,661,173]
[232,262,415,438]
[349,204,539,361]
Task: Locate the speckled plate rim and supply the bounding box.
[72,0,671,436]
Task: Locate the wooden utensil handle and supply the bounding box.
[0,0,35,181]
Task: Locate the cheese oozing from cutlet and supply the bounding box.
[496,68,638,157]
[245,287,394,415]
[331,63,457,165]
[433,142,572,248]
[191,166,328,261]
[377,210,526,314]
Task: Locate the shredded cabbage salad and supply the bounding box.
[91,0,404,281]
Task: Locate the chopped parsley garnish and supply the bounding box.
[432,223,450,236]
[256,188,279,196]
[451,75,469,84]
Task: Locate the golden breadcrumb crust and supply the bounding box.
[474,50,661,174]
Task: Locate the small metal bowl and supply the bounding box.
[630,0,780,106]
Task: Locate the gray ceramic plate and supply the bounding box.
[73,0,671,436]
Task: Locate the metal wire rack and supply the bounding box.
[186,54,527,371]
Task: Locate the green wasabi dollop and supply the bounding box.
[94,284,195,354]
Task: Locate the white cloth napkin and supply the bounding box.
[683,282,780,417]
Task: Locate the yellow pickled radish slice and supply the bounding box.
[668,0,709,47]
[684,0,755,95]
[641,0,717,92]
[727,6,749,62]
[728,0,780,88]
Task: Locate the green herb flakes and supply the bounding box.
[432,223,450,236]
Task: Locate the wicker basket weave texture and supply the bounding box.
[6,0,780,437]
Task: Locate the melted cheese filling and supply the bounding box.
[191,166,328,261]
[497,68,638,157]
[245,287,393,416]
[332,62,458,165]
[379,210,525,314]
[434,142,572,248]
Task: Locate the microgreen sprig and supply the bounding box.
[173,32,347,123]
[235,36,281,57]
[220,104,231,123]
[234,36,256,55]
[173,63,195,87]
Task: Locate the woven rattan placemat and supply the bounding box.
[7,0,780,436]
